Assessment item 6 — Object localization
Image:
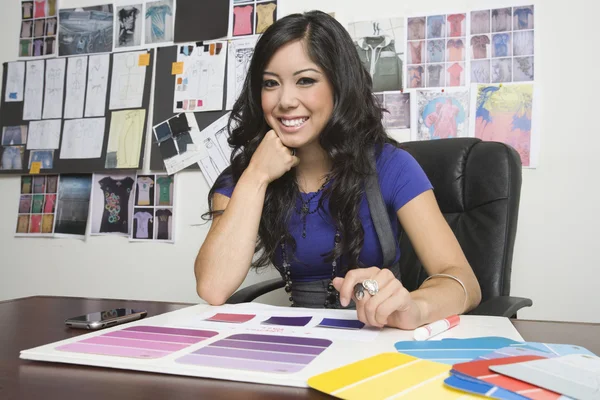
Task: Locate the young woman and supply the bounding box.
[195,10,481,330]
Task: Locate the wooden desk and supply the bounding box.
[1,296,599,400]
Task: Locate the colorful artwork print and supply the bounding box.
[416,89,469,140]
[474,83,533,166]
[176,333,332,374]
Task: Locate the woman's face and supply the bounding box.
[261,40,334,151]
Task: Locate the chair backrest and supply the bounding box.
[397,138,522,302]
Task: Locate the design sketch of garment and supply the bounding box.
[233,5,253,36]
[155,209,172,240]
[513,31,534,56]
[427,65,444,87]
[118,7,140,46]
[471,60,490,83]
[21,21,33,38]
[146,4,172,42]
[492,8,511,32]
[408,66,424,88]
[492,58,512,82]
[136,177,154,206]
[471,35,490,59]
[256,2,276,34]
[514,7,533,30]
[513,57,533,81]
[409,42,423,64]
[471,10,490,35]
[235,47,253,91]
[33,39,44,57]
[98,177,134,233]
[447,63,463,86]
[425,98,460,138]
[427,40,444,63]
[22,2,33,19]
[117,112,142,168]
[447,39,464,61]
[133,211,153,238]
[34,0,45,18]
[407,17,425,40]
[447,14,465,37]
[156,176,173,205]
[46,18,57,35]
[427,15,445,38]
[355,36,402,92]
[492,34,511,58]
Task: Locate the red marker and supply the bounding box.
[413,315,460,341]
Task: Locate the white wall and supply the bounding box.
[1,0,599,322]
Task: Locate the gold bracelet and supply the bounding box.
[422,273,468,313]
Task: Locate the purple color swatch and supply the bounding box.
[175,333,332,374]
[56,326,218,359]
[317,318,365,330]
[262,316,312,327]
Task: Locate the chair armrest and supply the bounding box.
[467,296,533,318]
[225,278,285,304]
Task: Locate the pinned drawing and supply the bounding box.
[27,120,62,150]
[58,5,114,56]
[473,83,535,167]
[64,56,88,119]
[109,51,147,110]
[415,88,469,140]
[42,58,66,119]
[226,37,257,110]
[5,62,25,102]
[196,113,232,186]
[23,60,45,121]
[144,0,173,44]
[115,4,142,49]
[105,109,146,168]
[173,41,227,113]
[60,118,106,159]
[85,54,110,117]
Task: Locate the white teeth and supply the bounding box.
[281,118,308,127]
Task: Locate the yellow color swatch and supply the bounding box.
[308,352,484,400]
[171,61,184,75]
[29,161,41,174]
[138,53,150,66]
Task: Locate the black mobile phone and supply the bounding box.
[65,308,147,330]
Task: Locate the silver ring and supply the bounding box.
[354,283,365,301]
[290,148,296,156]
[362,279,379,296]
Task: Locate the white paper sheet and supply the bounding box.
[84,54,110,117]
[27,120,62,150]
[23,60,45,120]
[64,56,89,119]
[42,58,66,119]
[192,112,232,186]
[59,118,106,159]
[173,41,227,113]
[226,37,257,110]
[109,51,147,110]
[5,62,25,102]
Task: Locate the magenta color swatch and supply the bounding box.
[56,326,218,359]
[205,313,256,323]
[175,333,332,374]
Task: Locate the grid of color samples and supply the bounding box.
[176,333,332,373]
[56,326,218,359]
[308,352,482,399]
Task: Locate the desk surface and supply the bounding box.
[1,296,599,400]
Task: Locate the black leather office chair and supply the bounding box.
[227,138,532,317]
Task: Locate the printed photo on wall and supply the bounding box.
[90,173,135,236]
[114,3,143,49]
[15,174,59,237]
[231,0,278,37]
[413,88,470,141]
[374,91,411,130]
[347,18,404,92]
[59,5,114,56]
[144,0,174,45]
[19,0,57,58]
[130,173,175,242]
[153,112,204,175]
[53,174,93,237]
[0,146,25,171]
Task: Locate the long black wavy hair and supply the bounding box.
[204,10,399,271]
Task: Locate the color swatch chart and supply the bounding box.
[56,326,218,359]
[176,333,332,374]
